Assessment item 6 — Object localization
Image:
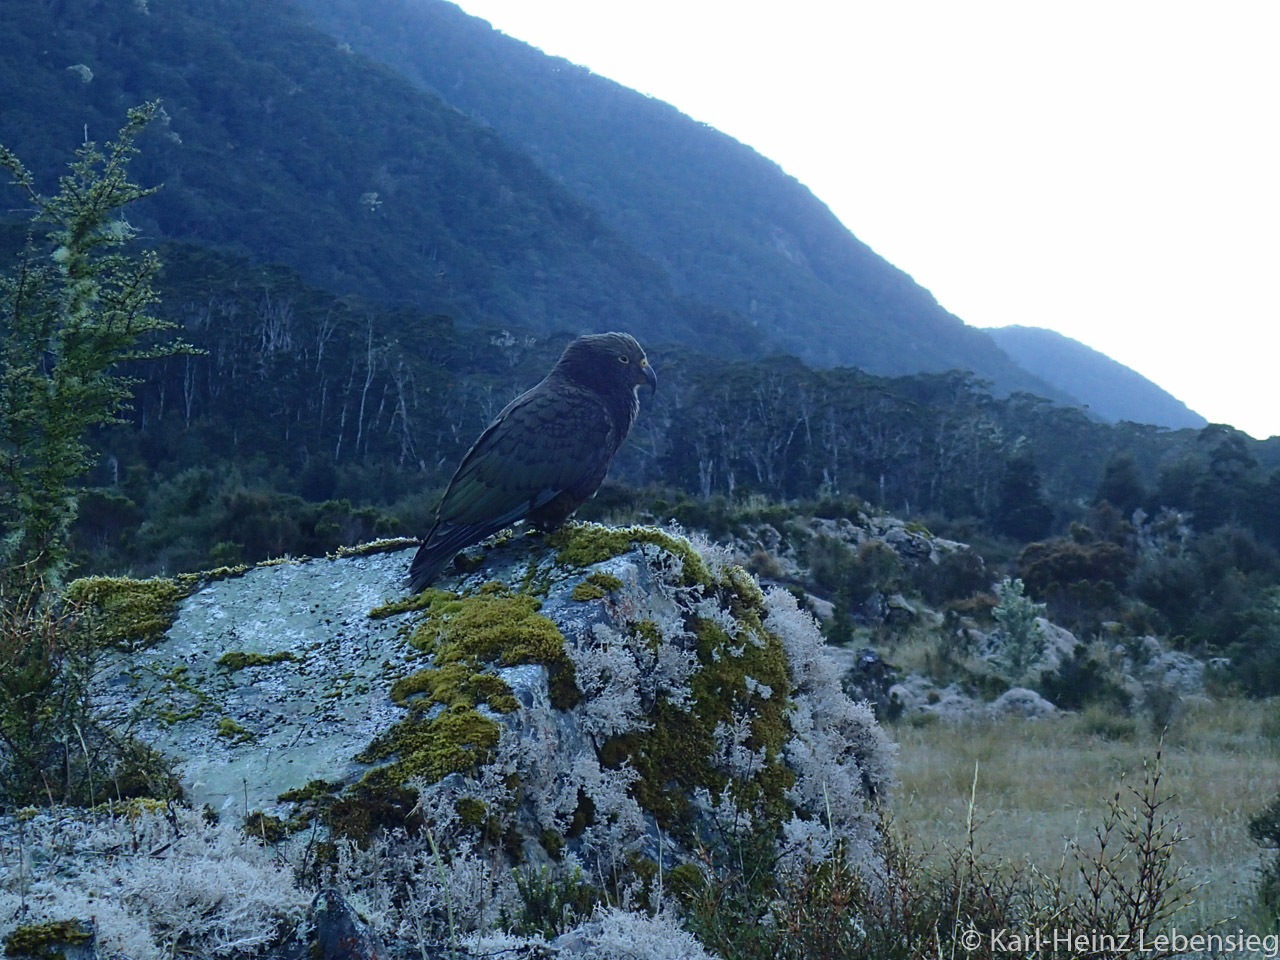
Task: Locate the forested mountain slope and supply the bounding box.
[986,325,1207,430]
[0,0,763,353]
[281,0,1067,397]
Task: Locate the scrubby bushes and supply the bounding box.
[1251,793,1280,930]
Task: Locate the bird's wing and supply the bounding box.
[437,380,617,530]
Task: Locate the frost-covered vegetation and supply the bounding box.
[0,805,307,958]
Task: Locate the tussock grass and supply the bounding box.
[890,697,1280,928]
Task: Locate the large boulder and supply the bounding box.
[13,523,896,957]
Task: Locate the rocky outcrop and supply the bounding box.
[732,514,977,590]
[4,524,895,958]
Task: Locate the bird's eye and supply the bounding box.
[618,354,630,363]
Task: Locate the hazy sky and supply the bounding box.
[450,0,1279,439]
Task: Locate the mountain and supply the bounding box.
[984,325,1207,430]
[287,0,1072,398]
[0,0,766,355]
[0,0,1070,398]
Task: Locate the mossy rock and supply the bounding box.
[3,919,94,960]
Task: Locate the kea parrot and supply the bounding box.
[407,332,657,592]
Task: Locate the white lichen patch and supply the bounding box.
[92,549,422,814]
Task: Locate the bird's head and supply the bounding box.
[558,332,657,398]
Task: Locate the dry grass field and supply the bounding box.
[888,698,1280,931]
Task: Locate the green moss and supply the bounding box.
[369,587,453,619]
[571,581,606,602]
[279,778,340,803]
[243,811,288,843]
[401,588,577,709]
[456,796,488,827]
[3,919,92,959]
[601,562,795,834]
[144,662,213,728]
[330,537,418,558]
[666,862,706,905]
[216,649,299,671]
[547,522,711,586]
[539,828,565,860]
[570,571,624,602]
[216,716,255,744]
[356,704,501,784]
[65,575,187,650]
[327,782,419,846]
[634,619,663,653]
[391,661,518,714]
[349,585,580,838]
[174,564,250,588]
[519,556,554,596]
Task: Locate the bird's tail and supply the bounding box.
[406,521,494,593]
[406,543,450,594]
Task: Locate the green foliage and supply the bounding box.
[293,0,1058,395]
[1219,587,1280,697]
[510,865,603,940]
[917,547,987,607]
[0,588,177,805]
[1016,535,1135,636]
[992,577,1045,680]
[0,0,710,348]
[1038,643,1132,713]
[1251,792,1280,930]
[992,449,1053,542]
[1094,450,1147,515]
[0,102,190,592]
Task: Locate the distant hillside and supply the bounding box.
[0,0,764,355]
[287,0,1067,398]
[2,0,1067,396]
[985,325,1207,429]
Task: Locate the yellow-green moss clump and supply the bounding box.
[547,522,711,586]
[216,716,255,744]
[242,810,289,844]
[3,919,93,959]
[358,586,577,787]
[570,571,624,602]
[65,576,188,650]
[65,564,262,651]
[216,650,299,671]
[329,537,419,559]
[602,562,794,834]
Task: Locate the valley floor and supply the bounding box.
[890,698,1280,931]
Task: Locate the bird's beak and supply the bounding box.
[640,358,657,397]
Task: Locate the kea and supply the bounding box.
[407,332,657,592]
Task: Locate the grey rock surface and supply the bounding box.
[94,549,419,815]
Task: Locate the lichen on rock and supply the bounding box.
[71,522,895,952]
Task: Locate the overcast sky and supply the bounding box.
[449,0,1279,440]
